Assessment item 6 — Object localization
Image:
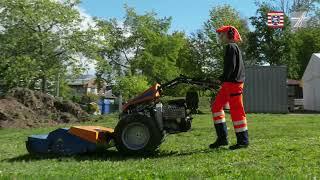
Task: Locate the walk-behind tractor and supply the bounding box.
[26,75,219,155]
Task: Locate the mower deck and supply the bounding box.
[26,126,115,155]
[26,75,215,155]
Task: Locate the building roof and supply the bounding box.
[68,74,95,86]
[302,53,320,83]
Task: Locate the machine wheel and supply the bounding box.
[179,117,192,132]
[114,113,164,155]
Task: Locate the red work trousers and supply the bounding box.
[211,82,247,133]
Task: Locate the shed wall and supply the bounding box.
[244,66,288,113]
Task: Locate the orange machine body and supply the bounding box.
[69,126,114,144]
[122,83,161,112]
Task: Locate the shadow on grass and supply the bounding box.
[4,148,225,162]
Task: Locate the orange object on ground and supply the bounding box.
[122,83,161,112]
[211,82,247,132]
[69,126,114,144]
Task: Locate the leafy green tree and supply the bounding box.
[205,5,249,42]
[246,3,300,78]
[205,5,250,59]
[132,31,185,82]
[94,6,173,76]
[178,5,249,80]
[94,7,180,107]
[95,7,186,83]
[308,7,320,27]
[291,0,320,11]
[113,75,150,101]
[293,27,320,78]
[94,55,113,93]
[94,18,129,77]
[124,7,183,82]
[249,1,320,79]
[177,30,220,78]
[0,0,95,93]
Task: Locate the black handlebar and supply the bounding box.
[159,74,220,91]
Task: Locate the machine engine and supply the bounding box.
[113,75,218,154]
[155,99,192,134]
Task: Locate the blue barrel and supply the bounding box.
[103,99,111,114]
[98,99,104,114]
[98,99,112,115]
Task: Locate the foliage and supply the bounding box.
[178,5,249,81]
[177,30,218,78]
[291,0,320,11]
[86,102,100,114]
[92,7,191,102]
[73,93,100,105]
[176,5,249,96]
[85,93,100,103]
[247,3,291,65]
[293,27,320,78]
[205,5,250,61]
[132,32,185,82]
[94,58,113,92]
[0,0,95,92]
[308,6,320,27]
[94,7,185,84]
[262,0,320,27]
[57,78,73,100]
[246,3,301,78]
[205,5,249,42]
[247,1,320,79]
[113,75,150,101]
[2,0,320,98]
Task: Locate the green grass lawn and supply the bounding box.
[1,112,320,179]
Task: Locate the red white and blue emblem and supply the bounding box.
[267,11,285,28]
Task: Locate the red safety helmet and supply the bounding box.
[216,25,242,42]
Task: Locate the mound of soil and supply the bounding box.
[0,88,89,128]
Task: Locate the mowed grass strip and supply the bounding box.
[0,113,320,179]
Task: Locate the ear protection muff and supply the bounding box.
[227,27,235,40]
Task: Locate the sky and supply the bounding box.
[80,0,259,34]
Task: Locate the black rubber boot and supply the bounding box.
[229,130,249,150]
[209,122,228,149]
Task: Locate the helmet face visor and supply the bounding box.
[216,32,227,44]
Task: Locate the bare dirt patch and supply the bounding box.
[0,88,88,128]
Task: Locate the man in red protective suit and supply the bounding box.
[209,25,249,150]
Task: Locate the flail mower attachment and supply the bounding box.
[26,75,219,155]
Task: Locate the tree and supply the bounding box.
[94,6,174,77]
[95,7,187,83]
[266,0,320,13]
[307,6,320,27]
[209,5,250,67]
[291,0,320,11]
[0,0,95,93]
[124,7,184,82]
[94,59,113,93]
[246,3,300,78]
[179,5,249,79]
[177,30,220,78]
[293,27,320,78]
[113,75,150,101]
[265,0,320,27]
[132,31,185,82]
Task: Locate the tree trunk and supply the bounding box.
[55,73,60,97]
[41,76,47,93]
[118,93,123,112]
